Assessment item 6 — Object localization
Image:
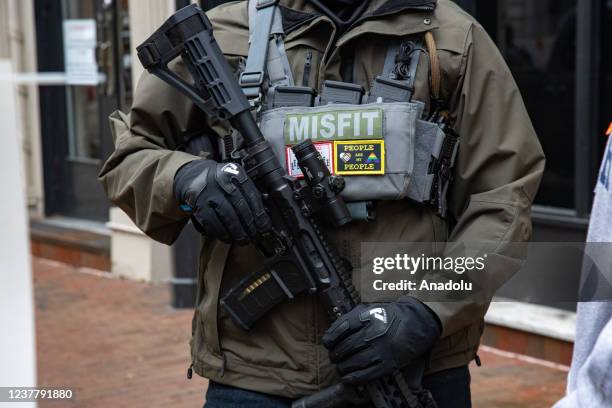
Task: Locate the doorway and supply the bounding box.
[35,0,131,221]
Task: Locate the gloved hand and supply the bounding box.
[173,159,272,245]
[321,297,442,385]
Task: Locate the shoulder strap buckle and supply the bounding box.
[239,71,265,88]
[242,0,293,103]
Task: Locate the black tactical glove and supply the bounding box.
[322,297,442,385]
[173,159,272,245]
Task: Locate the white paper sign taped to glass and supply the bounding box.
[63,19,99,85]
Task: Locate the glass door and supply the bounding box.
[37,0,131,221]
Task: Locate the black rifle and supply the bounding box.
[136,5,435,408]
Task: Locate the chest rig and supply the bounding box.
[237,0,459,218]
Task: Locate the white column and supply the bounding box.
[0,0,44,217]
[0,4,9,59]
[107,207,174,283]
[0,60,37,407]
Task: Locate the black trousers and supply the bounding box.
[204,365,471,408]
[423,365,472,408]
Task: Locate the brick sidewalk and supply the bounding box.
[33,258,566,407]
[34,259,205,408]
[471,347,567,407]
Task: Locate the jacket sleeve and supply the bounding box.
[99,63,219,245]
[423,23,546,336]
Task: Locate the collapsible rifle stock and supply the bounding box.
[137,5,435,408]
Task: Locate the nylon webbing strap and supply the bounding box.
[241,0,278,99]
[266,36,293,87]
[271,37,294,86]
[261,0,293,87]
[242,0,293,100]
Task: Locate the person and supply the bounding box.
[554,120,612,408]
[99,0,545,406]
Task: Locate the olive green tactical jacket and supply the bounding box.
[99,0,545,398]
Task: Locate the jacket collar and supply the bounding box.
[278,0,437,14]
[280,0,438,48]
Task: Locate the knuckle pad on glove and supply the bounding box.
[198,205,230,243]
[322,319,351,349]
[329,330,371,363]
[230,195,255,225]
[213,200,249,243]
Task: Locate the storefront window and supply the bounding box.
[61,0,132,162]
[36,0,132,220]
[118,0,132,110]
[458,0,612,213]
[494,0,577,208]
[62,0,101,161]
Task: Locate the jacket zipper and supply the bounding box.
[302,50,313,87]
[220,353,227,377]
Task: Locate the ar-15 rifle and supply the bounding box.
[136,5,435,408]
